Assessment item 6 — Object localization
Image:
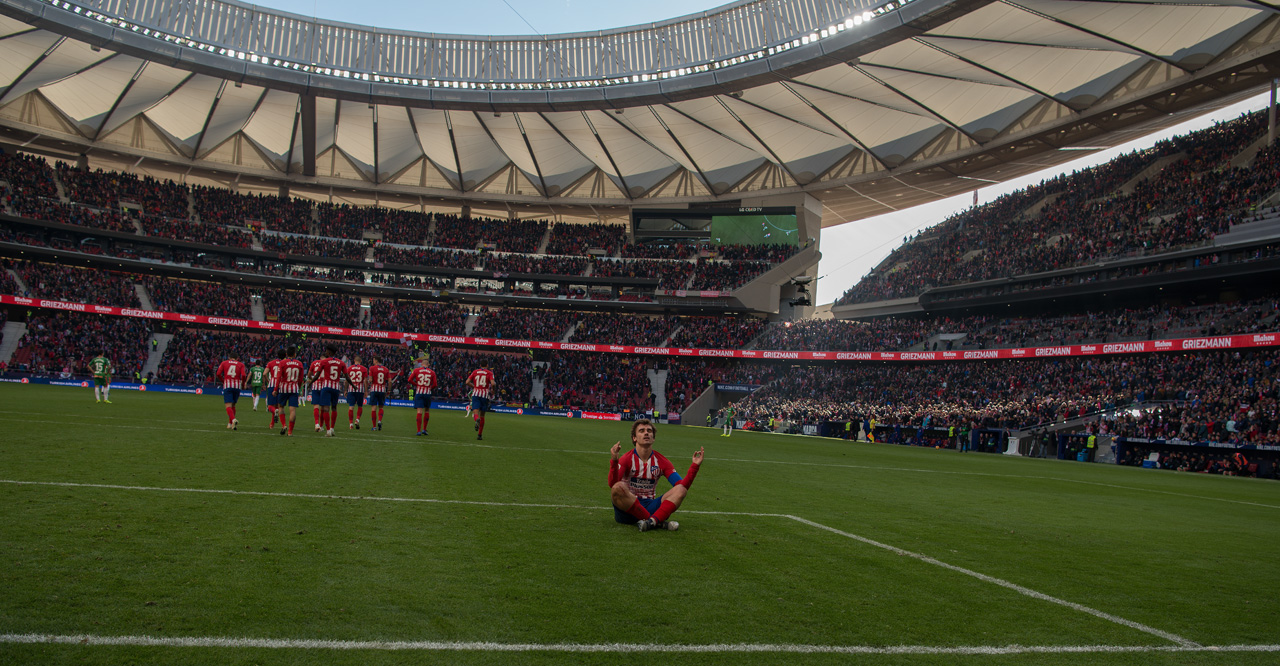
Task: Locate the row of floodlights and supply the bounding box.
[47,0,910,90]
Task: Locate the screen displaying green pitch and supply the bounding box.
[709,212,799,246]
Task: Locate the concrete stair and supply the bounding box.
[142,332,174,378]
[134,283,154,310]
[648,368,667,416]
[0,321,28,363]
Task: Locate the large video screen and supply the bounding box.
[710,211,799,246]
[632,207,798,247]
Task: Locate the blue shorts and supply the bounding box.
[614,497,663,525]
[266,387,278,407]
[317,387,341,408]
[368,392,385,408]
[277,392,299,408]
[347,392,365,407]
[222,388,240,404]
[470,396,491,413]
[413,394,432,410]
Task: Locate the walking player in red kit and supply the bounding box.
[466,363,496,441]
[215,353,247,430]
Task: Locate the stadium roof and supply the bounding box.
[0,0,1277,225]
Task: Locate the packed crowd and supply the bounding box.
[314,202,371,240]
[838,110,1276,304]
[260,233,368,261]
[9,312,150,378]
[570,312,678,346]
[145,218,255,248]
[727,348,1280,445]
[688,259,772,291]
[374,245,479,270]
[668,315,767,350]
[260,290,361,326]
[141,275,254,318]
[11,261,140,307]
[10,198,135,233]
[544,222,627,256]
[591,258,694,289]
[0,150,58,201]
[431,214,547,253]
[191,185,313,234]
[471,307,576,341]
[367,298,467,335]
[482,253,588,277]
[541,351,650,412]
[54,163,191,219]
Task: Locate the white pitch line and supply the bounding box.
[787,516,1199,648]
[5,407,1274,512]
[7,414,1275,510]
[2,634,1274,655]
[2,479,1196,647]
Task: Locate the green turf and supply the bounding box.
[1,383,1277,665]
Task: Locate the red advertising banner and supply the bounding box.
[4,294,1277,362]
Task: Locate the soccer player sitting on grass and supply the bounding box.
[609,419,703,532]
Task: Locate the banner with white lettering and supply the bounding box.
[4,295,1276,362]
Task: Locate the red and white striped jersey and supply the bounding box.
[408,367,437,394]
[345,364,367,392]
[467,368,496,398]
[613,449,676,500]
[367,364,395,393]
[312,357,346,391]
[216,359,247,390]
[265,358,282,389]
[277,359,306,393]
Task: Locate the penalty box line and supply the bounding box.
[2,479,1197,648]
[2,634,1277,655]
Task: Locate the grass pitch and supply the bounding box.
[1,383,1277,665]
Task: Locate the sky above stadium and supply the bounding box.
[252,0,724,35]
[255,0,1274,305]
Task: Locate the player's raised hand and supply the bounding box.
[692,446,704,465]
[610,441,622,460]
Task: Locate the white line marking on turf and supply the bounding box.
[2,634,1274,654]
[9,414,1275,510]
[1,479,1196,647]
[786,516,1198,647]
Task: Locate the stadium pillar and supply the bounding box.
[1270,79,1277,146]
[301,93,317,178]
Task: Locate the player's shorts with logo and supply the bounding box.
[614,497,663,525]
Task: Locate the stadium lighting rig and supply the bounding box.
[40,0,916,93]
